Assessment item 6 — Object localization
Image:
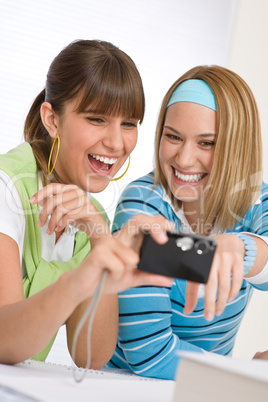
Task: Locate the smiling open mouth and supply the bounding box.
[88,153,118,174]
[174,168,207,183]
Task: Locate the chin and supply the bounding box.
[171,187,201,203]
[86,179,110,193]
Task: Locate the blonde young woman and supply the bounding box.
[0,40,173,367]
[108,65,268,380]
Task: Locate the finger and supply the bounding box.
[39,192,87,230]
[46,208,69,235]
[93,237,139,271]
[47,210,68,234]
[117,214,174,249]
[43,190,86,216]
[129,214,174,243]
[38,196,68,229]
[47,204,91,234]
[203,259,219,321]
[30,183,78,204]
[29,183,63,204]
[112,240,140,269]
[37,192,71,227]
[228,256,243,302]
[184,281,199,314]
[215,266,231,316]
[89,247,127,282]
[37,195,56,227]
[148,217,175,244]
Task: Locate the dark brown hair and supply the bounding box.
[24,40,145,183]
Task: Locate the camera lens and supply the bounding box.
[195,240,210,255]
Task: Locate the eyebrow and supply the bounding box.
[81,109,137,120]
[163,125,217,137]
[81,109,98,114]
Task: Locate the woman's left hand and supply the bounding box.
[29,183,110,243]
[184,234,244,321]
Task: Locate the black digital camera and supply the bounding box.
[138,231,217,284]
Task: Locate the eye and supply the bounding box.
[199,141,215,148]
[122,120,138,128]
[86,117,104,124]
[164,133,182,141]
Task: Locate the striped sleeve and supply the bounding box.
[235,183,268,290]
[249,184,268,235]
[114,286,202,380]
[109,282,251,380]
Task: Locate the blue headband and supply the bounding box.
[167,79,217,111]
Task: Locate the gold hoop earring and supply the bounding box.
[47,136,60,175]
[112,155,131,181]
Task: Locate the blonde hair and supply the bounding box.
[154,65,262,233]
[24,40,145,185]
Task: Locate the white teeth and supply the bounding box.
[90,154,118,165]
[175,170,205,182]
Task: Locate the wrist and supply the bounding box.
[232,233,257,275]
[59,270,88,306]
[85,221,110,240]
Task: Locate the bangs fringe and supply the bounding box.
[76,57,145,122]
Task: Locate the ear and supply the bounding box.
[40,102,59,139]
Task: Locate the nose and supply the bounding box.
[175,141,196,169]
[102,123,124,152]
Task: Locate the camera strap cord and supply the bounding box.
[71,269,108,383]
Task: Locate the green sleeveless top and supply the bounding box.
[0,143,109,361]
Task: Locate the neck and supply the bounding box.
[182,203,213,235]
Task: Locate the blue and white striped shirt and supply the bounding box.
[108,171,268,380]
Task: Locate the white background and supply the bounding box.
[0,0,237,220]
[0,0,267,364]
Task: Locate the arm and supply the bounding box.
[66,291,119,369]
[242,188,268,288]
[66,215,174,369]
[0,233,85,364]
[185,186,268,320]
[116,284,202,380]
[0,233,172,366]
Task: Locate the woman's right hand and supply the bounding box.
[73,233,173,299]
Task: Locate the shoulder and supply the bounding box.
[117,171,164,203]
[249,182,268,215]
[0,144,38,202]
[0,143,36,176]
[258,182,268,203]
[234,182,268,233]
[112,171,174,232]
